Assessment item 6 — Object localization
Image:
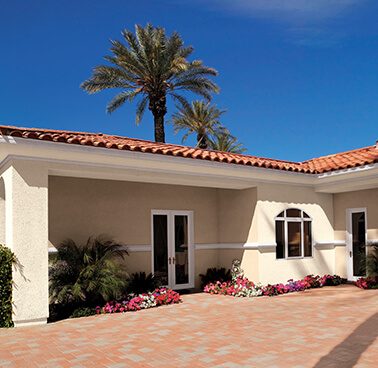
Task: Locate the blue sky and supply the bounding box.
[1,0,378,161]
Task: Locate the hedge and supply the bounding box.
[0,244,15,328]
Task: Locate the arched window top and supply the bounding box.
[275,209,311,220]
[275,208,313,259]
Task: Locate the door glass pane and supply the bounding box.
[304,221,312,257]
[174,215,189,285]
[288,222,301,257]
[352,212,366,277]
[153,215,168,285]
[276,220,285,259]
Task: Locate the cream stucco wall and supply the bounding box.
[252,183,335,284]
[48,176,220,247]
[333,188,378,278]
[334,188,378,241]
[1,161,49,326]
[217,188,257,243]
[48,176,378,288]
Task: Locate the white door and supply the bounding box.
[346,208,367,281]
[151,210,194,289]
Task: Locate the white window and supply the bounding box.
[275,209,312,259]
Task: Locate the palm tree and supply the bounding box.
[81,24,219,143]
[209,128,246,153]
[172,100,224,149]
[49,235,128,307]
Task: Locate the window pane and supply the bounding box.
[286,209,301,217]
[174,215,189,285]
[277,211,285,218]
[288,222,301,257]
[276,220,285,259]
[304,221,312,257]
[303,212,310,218]
[153,215,168,285]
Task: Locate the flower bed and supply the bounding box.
[98,288,181,314]
[204,274,347,298]
[355,276,378,289]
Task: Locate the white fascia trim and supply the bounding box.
[0,136,316,187]
[317,163,378,178]
[315,163,378,193]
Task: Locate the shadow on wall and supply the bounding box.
[314,312,378,368]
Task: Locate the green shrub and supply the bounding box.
[127,272,161,294]
[70,307,97,319]
[366,243,378,277]
[0,244,15,328]
[199,267,231,288]
[49,235,129,312]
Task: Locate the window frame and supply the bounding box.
[275,209,313,260]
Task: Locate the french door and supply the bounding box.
[151,210,194,289]
[346,208,367,281]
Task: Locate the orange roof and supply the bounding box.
[0,125,377,174]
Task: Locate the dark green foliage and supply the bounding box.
[172,101,224,149]
[322,275,347,286]
[127,272,161,294]
[70,307,97,319]
[366,243,378,277]
[208,128,246,153]
[81,24,219,143]
[49,235,129,312]
[172,101,245,152]
[0,245,15,328]
[199,267,231,288]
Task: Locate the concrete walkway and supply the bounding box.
[0,285,377,367]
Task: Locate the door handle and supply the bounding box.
[350,251,352,258]
[168,257,171,264]
[172,257,175,264]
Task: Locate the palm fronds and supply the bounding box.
[208,128,246,154]
[81,24,219,142]
[172,100,224,149]
[49,235,128,307]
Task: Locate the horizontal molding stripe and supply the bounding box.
[48,239,377,254]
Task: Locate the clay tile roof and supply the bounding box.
[0,125,377,174]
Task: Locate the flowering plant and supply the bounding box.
[203,277,263,297]
[99,287,181,314]
[204,274,348,298]
[355,276,378,289]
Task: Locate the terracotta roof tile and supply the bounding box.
[0,125,377,174]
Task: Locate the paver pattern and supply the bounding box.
[0,285,377,367]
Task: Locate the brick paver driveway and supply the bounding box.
[0,285,377,368]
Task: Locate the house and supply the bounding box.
[0,124,377,327]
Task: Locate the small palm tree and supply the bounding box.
[81,24,219,143]
[209,128,246,153]
[172,100,224,149]
[49,235,128,307]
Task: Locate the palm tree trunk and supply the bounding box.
[197,133,208,149]
[153,113,165,143]
[149,95,167,143]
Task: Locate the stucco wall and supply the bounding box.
[217,188,257,243]
[253,183,335,284]
[334,188,378,241]
[49,176,220,247]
